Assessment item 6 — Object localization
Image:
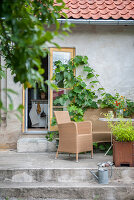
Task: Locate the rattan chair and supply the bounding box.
[54,111,93,162]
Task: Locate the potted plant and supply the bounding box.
[99,92,133,118]
[111,93,126,118]
[108,119,134,167]
[38,88,46,100]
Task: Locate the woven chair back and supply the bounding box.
[54,111,71,125]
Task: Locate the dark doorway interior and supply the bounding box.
[28,55,48,131]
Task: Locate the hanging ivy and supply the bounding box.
[52,55,104,122]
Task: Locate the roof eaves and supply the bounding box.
[58,18,134,25]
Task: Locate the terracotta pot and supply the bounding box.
[41,92,45,100]
[113,139,134,167]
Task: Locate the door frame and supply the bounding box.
[49,47,75,131]
[22,47,75,134]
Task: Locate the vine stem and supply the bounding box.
[93,72,107,94]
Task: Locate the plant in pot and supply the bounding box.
[111,93,127,118]
[39,88,46,100]
[98,92,126,118]
[108,119,134,167]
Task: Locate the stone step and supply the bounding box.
[0,167,134,184]
[0,182,134,200]
[17,138,57,153]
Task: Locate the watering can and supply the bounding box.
[90,161,113,184]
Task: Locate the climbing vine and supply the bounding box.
[46,55,134,144]
[52,55,104,122]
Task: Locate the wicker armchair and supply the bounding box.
[54,111,93,162]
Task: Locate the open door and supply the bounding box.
[49,48,75,131]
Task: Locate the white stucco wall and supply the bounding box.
[52,24,134,99]
[7,69,22,110]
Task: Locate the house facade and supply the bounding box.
[0,0,134,151]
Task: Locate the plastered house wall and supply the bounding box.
[0,24,134,149]
[0,63,22,149]
[54,25,134,99]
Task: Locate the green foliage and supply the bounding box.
[98,93,115,109]
[98,92,134,117]
[123,99,134,117]
[108,120,134,142]
[53,56,102,121]
[46,131,59,142]
[0,0,71,118]
[0,0,70,87]
[51,117,57,126]
[93,142,113,155]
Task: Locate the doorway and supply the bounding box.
[22,48,75,134]
[24,55,49,133]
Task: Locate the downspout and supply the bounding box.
[0,56,7,128]
[58,19,134,25]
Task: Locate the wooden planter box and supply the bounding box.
[113,139,134,167]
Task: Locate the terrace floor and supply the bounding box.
[0,150,112,169]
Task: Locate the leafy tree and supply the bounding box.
[0,0,70,115]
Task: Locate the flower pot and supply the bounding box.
[115,109,123,118]
[41,92,45,100]
[113,139,134,167]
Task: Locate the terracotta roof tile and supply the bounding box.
[129,8,134,14]
[62,0,134,20]
[112,13,121,19]
[98,4,107,10]
[126,2,134,10]
[113,0,123,5]
[109,7,119,14]
[115,4,125,10]
[91,12,101,19]
[100,9,109,15]
[78,3,89,9]
[123,0,131,6]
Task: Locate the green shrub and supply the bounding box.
[93,142,113,155]
[108,120,134,142]
[45,131,59,142]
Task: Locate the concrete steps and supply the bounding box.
[0,168,134,200]
[0,167,134,183]
[0,181,134,200]
[0,152,133,199]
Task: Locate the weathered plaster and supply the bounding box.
[7,69,22,110]
[0,67,22,149]
[0,57,7,128]
[52,25,134,99]
[0,111,21,149]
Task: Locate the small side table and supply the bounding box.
[99,118,134,156]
